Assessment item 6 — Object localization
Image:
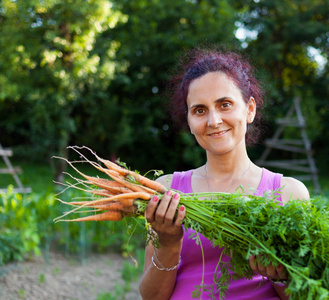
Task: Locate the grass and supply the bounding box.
[0,158,101,194]
[0,160,55,193]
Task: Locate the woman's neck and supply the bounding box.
[205,148,250,176]
[202,150,253,193]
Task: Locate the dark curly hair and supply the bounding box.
[167,45,265,146]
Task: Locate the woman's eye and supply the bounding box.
[221,102,231,109]
[195,108,205,114]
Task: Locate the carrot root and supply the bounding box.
[58,210,123,222]
[67,146,167,193]
[53,146,164,223]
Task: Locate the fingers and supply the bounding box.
[276,263,287,279]
[163,192,183,226]
[145,190,184,226]
[256,255,266,273]
[145,195,160,223]
[265,263,276,277]
[157,190,175,224]
[249,255,257,272]
[249,254,288,280]
[175,205,185,227]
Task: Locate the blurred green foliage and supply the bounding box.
[0,0,127,180]
[0,0,328,186]
[0,187,145,265]
[232,0,329,174]
[0,187,42,264]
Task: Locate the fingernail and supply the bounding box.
[153,196,159,202]
[179,206,185,211]
[174,193,180,200]
[166,190,172,196]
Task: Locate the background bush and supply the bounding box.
[0,186,145,265]
[1,0,328,183]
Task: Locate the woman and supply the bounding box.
[139,46,310,300]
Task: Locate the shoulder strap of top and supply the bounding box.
[256,168,283,201]
[171,170,193,193]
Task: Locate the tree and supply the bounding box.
[0,0,126,180]
[84,0,239,173]
[232,0,329,175]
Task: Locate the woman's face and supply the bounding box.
[186,71,256,155]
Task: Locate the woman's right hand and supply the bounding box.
[145,190,186,247]
[139,190,185,300]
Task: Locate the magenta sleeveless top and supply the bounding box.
[169,168,283,299]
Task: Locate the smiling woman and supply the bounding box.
[186,72,256,157]
[138,45,310,300]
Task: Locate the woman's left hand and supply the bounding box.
[248,255,288,281]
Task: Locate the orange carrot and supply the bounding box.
[127,172,167,194]
[100,159,167,193]
[81,148,166,194]
[59,199,112,207]
[122,205,138,214]
[56,192,149,213]
[90,189,115,197]
[96,157,129,175]
[72,192,150,207]
[55,148,166,193]
[85,199,137,212]
[102,186,134,194]
[52,155,122,192]
[64,210,123,222]
[119,198,135,207]
[106,170,152,194]
[108,192,151,201]
[88,201,138,214]
[93,202,126,211]
[104,170,157,194]
[83,176,124,191]
[53,147,163,223]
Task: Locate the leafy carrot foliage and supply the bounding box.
[137,192,329,299]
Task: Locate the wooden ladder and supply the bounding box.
[0,143,32,194]
[256,97,321,193]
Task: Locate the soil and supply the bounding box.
[0,251,142,300]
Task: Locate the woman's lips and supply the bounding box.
[207,129,230,137]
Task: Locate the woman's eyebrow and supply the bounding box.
[189,97,232,109]
[214,97,233,103]
[188,103,206,110]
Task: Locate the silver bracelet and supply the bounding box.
[151,249,181,271]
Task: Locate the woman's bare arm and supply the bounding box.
[139,240,182,300]
[139,175,185,300]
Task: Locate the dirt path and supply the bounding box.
[0,251,142,300]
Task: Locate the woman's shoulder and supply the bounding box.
[155,174,173,189]
[280,176,310,203]
[155,170,194,190]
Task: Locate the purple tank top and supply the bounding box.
[169,168,283,300]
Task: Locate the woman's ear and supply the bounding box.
[187,117,194,134]
[189,125,194,135]
[247,97,256,123]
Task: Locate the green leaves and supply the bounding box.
[138,191,329,299]
[0,0,126,166]
[0,188,41,264]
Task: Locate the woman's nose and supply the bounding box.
[207,111,223,128]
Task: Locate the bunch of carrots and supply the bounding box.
[54,146,167,223]
[54,146,329,300]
